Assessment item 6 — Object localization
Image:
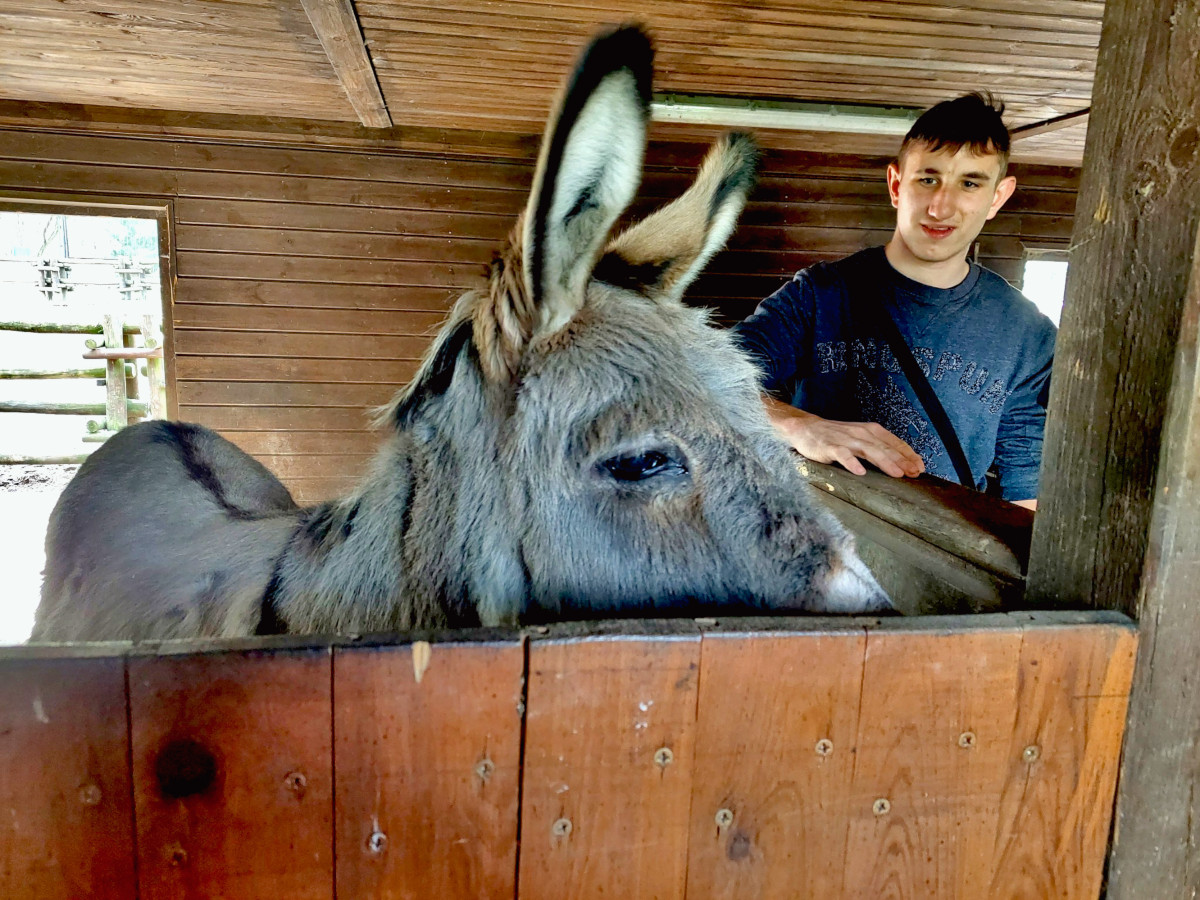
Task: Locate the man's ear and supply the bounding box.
[986,174,1017,220]
[886,161,902,209]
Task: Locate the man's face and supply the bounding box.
[887,142,1016,268]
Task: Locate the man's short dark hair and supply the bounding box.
[898,92,1011,176]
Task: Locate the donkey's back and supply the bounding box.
[34,421,300,641]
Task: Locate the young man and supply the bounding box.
[733,92,1056,509]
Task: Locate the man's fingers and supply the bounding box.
[832,448,867,476]
[863,423,924,473]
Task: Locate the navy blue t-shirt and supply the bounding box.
[733,247,1057,500]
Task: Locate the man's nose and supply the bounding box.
[927,186,955,220]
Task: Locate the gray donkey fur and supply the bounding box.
[33,26,889,642]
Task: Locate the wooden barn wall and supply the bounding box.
[0,125,1078,503]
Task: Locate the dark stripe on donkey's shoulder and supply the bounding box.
[152,421,258,520]
[392,317,476,428]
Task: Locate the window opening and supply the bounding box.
[0,204,171,643]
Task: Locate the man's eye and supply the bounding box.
[601,451,684,482]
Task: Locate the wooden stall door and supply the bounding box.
[2,613,1135,900]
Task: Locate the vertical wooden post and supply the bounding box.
[142,314,167,419]
[1025,0,1200,614]
[1105,228,1200,896]
[102,314,127,431]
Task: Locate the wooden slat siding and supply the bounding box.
[351,0,1099,160]
[1106,227,1200,896]
[0,124,1076,501]
[0,657,135,900]
[333,637,524,898]
[518,626,702,900]
[0,0,353,121]
[1025,0,1200,616]
[684,625,867,898]
[128,648,333,900]
[991,615,1138,898]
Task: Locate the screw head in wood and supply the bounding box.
[654,747,674,768]
[715,808,735,829]
[367,831,388,854]
[873,798,891,816]
[1023,744,1041,763]
[552,817,573,838]
[958,731,977,749]
[78,783,102,806]
[815,738,834,757]
[165,843,188,867]
[284,771,307,798]
[476,758,495,781]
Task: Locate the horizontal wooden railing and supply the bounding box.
[2,611,1135,899]
[797,459,1034,614]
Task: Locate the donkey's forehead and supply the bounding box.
[520,288,764,423]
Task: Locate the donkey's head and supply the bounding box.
[385,26,890,624]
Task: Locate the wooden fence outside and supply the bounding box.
[0,315,166,463]
[1,611,1136,899]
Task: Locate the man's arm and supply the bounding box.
[763,395,925,479]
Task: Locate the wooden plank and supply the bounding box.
[991,613,1137,897]
[300,0,391,127]
[815,490,1020,615]
[172,328,432,360]
[0,657,135,900]
[175,278,459,313]
[684,623,867,898]
[842,617,1024,895]
[796,458,1032,580]
[177,380,399,407]
[1025,0,1200,613]
[518,625,701,900]
[182,404,376,431]
[334,635,524,898]
[1106,224,1200,895]
[128,647,333,900]
[175,356,419,384]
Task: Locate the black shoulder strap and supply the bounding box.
[843,261,975,489]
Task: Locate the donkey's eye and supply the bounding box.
[600,450,686,482]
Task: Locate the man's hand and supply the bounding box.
[763,396,925,479]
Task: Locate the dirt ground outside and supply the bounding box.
[0,464,77,644]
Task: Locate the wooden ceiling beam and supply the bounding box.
[1011,108,1090,141]
[299,0,391,128]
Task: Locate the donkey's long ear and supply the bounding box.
[522,25,653,335]
[598,132,758,305]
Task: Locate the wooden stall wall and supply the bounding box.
[1,613,1136,900]
[0,119,1077,503]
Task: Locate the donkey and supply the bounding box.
[32,25,890,642]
